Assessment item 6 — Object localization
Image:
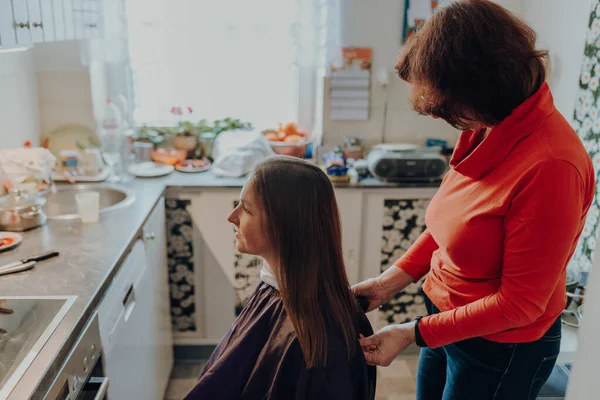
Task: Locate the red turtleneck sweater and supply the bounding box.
[396,83,595,348]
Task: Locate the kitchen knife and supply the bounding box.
[0,251,59,274]
[0,261,36,276]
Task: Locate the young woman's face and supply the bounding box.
[227,181,272,258]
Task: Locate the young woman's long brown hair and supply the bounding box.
[251,156,360,368]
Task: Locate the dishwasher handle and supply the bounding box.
[81,377,110,400]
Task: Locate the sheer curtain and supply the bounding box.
[125,0,340,134]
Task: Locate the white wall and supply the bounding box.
[0,47,41,149]
[33,41,96,140]
[524,0,593,120]
[322,0,590,149]
[322,0,458,149]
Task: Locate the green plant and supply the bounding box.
[142,117,253,141]
[211,118,253,136]
[133,126,165,145]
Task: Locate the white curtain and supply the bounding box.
[124,0,340,135]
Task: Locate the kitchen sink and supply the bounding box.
[44,184,135,220]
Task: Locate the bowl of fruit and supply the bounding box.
[263,122,311,158]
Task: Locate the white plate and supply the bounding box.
[175,160,211,173]
[0,232,22,253]
[128,162,174,178]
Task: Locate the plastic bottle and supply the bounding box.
[99,99,125,181]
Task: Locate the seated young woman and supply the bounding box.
[185,155,376,400]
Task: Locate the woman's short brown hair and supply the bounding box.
[396,0,548,130]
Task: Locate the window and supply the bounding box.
[125,0,340,133]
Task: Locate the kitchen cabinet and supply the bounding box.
[0,0,17,46]
[336,190,364,286]
[40,0,56,41]
[176,187,439,344]
[361,189,436,330]
[185,190,240,341]
[12,0,31,44]
[98,199,173,400]
[98,239,156,400]
[142,197,174,398]
[25,0,44,43]
[0,0,104,48]
[63,0,75,39]
[51,0,66,41]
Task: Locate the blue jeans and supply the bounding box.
[417,294,561,400]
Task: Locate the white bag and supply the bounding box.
[211,130,275,178]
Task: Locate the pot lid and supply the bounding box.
[0,191,45,211]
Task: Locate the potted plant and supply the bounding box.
[170,106,199,155]
[132,126,164,146]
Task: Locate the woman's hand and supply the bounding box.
[351,277,388,312]
[359,322,417,366]
[352,266,416,312]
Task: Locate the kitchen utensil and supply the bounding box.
[268,139,312,157]
[0,191,47,231]
[562,304,584,328]
[128,162,174,178]
[133,141,154,162]
[175,159,211,173]
[43,124,101,159]
[75,191,100,223]
[59,149,80,168]
[565,267,581,308]
[51,167,110,183]
[0,261,36,276]
[0,250,59,276]
[151,148,187,165]
[82,148,104,175]
[0,232,22,253]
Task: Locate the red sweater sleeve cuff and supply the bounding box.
[395,261,428,282]
[415,316,444,348]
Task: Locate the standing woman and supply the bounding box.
[354,1,595,399]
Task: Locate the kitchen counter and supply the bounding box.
[0,171,440,399]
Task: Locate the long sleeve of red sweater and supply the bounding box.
[394,229,438,281]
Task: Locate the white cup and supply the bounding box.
[75,191,100,223]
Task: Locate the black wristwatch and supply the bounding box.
[415,316,428,348]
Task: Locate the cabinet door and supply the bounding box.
[12,0,32,45]
[51,0,65,40]
[0,0,17,46]
[335,190,364,286]
[62,0,75,39]
[26,0,43,42]
[185,190,240,341]
[79,0,100,38]
[143,197,174,398]
[72,0,84,39]
[363,189,437,330]
[39,0,55,41]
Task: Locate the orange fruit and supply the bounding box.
[264,132,279,141]
[283,122,298,136]
[284,134,303,143]
[277,131,287,141]
[297,128,309,137]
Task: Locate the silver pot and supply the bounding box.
[0,192,47,232]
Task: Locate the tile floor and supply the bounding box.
[164,357,570,399]
[164,357,420,400]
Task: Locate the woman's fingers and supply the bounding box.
[359,333,379,348]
